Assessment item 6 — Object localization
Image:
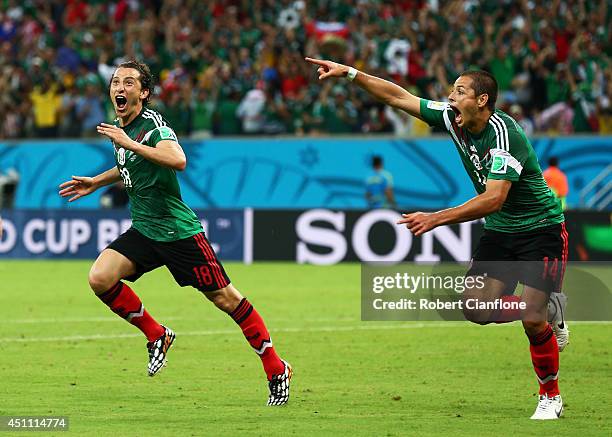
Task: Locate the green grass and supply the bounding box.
[0,261,610,436]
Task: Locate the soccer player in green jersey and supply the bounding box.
[59,61,291,406]
[306,57,569,419]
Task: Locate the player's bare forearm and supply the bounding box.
[352,72,422,119]
[398,179,511,236]
[92,167,121,189]
[305,57,422,119]
[433,192,506,225]
[127,139,187,171]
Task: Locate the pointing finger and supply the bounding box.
[305,57,328,67]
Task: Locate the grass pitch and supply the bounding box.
[0,261,610,436]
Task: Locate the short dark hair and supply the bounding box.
[113,60,154,106]
[548,157,559,167]
[459,70,498,111]
[372,156,383,167]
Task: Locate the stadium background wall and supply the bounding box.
[1,136,610,210]
[0,209,609,262]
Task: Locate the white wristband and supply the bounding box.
[346,67,358,81]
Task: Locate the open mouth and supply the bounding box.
[450,105,462,124]
[115,95,127,111]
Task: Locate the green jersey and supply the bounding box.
[419,99,564,233]
[112,107,202,242]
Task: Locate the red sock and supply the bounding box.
[230,298,284,380]
[527,324,560,396]
[97,282,165,342]
[492,295,522,323]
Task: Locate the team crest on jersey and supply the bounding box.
[117,147,126,165]
[463,143,482,170]
[117,147,133,165]
[470,154,483,170]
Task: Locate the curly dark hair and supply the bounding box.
[111,60,154,106]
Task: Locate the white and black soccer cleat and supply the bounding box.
[267,360,292,406]
[147,325,176,377]
[530,394,563,420]
[548,292,569,352]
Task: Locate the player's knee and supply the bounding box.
[88,268,115,294]
[522,319,547,336]
[462,306,490,325]
[461,295,490,325]
[206,286,243,313]
[209,294,234,313]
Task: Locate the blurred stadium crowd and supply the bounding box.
[1,0,611,139]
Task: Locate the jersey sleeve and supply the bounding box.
[487,130,529,182]
[147,125,179,147]
[419,99,455,130]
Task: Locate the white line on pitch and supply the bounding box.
[2,315,609,325]
[0,316,186,324]
[2,321,610,344]
[0,316,357,324]
[1,322,471,343]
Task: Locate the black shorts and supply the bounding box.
[107,228,231,292]
[466,223,569,294]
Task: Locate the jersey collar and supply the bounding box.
[120,106,147,129]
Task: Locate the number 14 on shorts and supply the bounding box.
[542,256,561,280]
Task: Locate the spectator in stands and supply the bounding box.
[29,71,62,137]
[237,83,266,134]
[365,156,396,209]
[313,85,358,134]
[75,76,105,136]
[509,104,534,137]
[214,88,242,135]
[543,157,569,210]
[59,82,81,137]
[190,86,216,138]
[597,71,612,133]
[384,106,412,136]
[160,86,191,136]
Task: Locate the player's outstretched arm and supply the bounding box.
[58,168,120,202]
[305,57,423,120]
[397,179,512,236]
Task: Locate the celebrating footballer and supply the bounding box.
[307,56,569,420]
[59,61,292,406]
